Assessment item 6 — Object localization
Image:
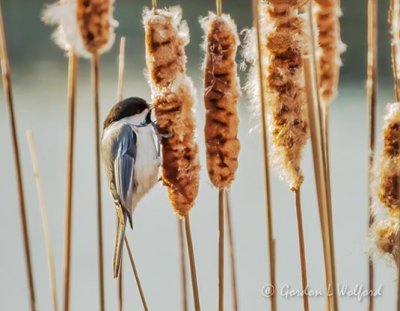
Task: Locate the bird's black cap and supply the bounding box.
[103,97,150,129]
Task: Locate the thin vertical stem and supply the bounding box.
[116,36,126,311]
[184,214,201,311]
[63,51,78,311]
[92,53,105,311]
[117,37,126,102]
[218,189,225,311]
[152,0,157,10]
[117,255,123,311]
[397,267,400,311]
[303,56,337,311]
[252,0,277,310]
[225,191,239,311]
[367,1,378,310]
[0,4,36,311]
[390,0,400,101]
[307,4,338,310]
[26,131,59,311]
[124,237,149,311]
[295,189,309,311]
[216,0,222,16]
[178,218,189,311]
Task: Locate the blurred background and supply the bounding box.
[0,0,398,310]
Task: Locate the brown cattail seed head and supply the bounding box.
[201,13,241,189]
[144,7,200,216]
[77,0,112,54]
[377,103,400,216]
[313,0,345,105]
[144,7,188,88]
[372,220,400,268]
[262,1,309,191]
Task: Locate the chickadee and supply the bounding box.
[101,97,160,278]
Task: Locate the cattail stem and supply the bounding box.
[295,189,309,311]
[303,55,338,311]
[225,190,239,311]
[117,37,126,102]
[124,237,149,311]
[397,267,400,311]
[216,0,222,16]
[178,218,189,311]
[367,1,378,310]
[390,0,400,101]
[184,214,201,311]
[307,5,338,311]
[218,189,225,311]
[118,255,123,311]
[116,36,126,311]
[63,51,78,311]
[26,131,59,311]
[152,0,157,10]
[0,4,36,311]
[252,0,277,310]
[91,53,105,311]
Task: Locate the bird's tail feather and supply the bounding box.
[113,213,126,278]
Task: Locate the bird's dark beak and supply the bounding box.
[145,108,153,125]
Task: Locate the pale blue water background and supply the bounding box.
[0,0,399,310]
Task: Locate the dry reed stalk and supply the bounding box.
[252,0,276,309]
[303,56,338,311]
[63,51,78,311]
[312,0,345,247]
[178,218,189,311]
[200,9,241,310]
[117,37,126,102]
[367,0,378,310]
[218,189,225,311]
[26,131,59,311]
[295,189,309,311]
[143,7,201,310]
[116,36,126,311]
[124,237,149,311]
[224,191,239,311]
[0,4,36,311]
[184,214,201,311]
[390,0,400,101]
[76,1,118,306]
[91,52,105,311]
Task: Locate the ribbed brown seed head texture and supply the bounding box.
[144,8,200,216]
[262,1,309,191]
[77,0,111,54]
[314,0,344,105]
[378,103,400,216]
[203,15,240,189]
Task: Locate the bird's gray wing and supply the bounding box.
[114,125,137,226]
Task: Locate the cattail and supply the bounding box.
[373,103,400,266]
[200,12,241,189]
[313,0,345,105]
[377,103,400,216]
[42,0,117,56]
[243,0,309,191]
[144,7,200,217]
